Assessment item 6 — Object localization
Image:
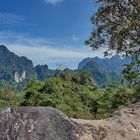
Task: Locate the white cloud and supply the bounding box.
[0,31,104,69]
[0,13,25,25]
[44,0,63,5]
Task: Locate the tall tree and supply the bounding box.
[86,0,140,84]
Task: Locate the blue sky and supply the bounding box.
[0,0,103,69]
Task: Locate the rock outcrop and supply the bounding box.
[73,101,140,140]
[14,71,26,83]
[1,102,140,140]
[0,107,78,140]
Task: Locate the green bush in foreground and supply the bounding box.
[21,70,99,119]
[21,70,135,119]
[0,70,136,119]
[0,86,20,110]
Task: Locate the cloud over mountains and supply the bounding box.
[0,31,104,69]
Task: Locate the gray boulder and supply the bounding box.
[0,107,79,140]
[1,102,140,140]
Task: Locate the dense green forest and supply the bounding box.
[0,69,139,119]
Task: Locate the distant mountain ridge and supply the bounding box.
[0,45,130,90]
[78,55,130,73]
[81,61,121,87]
[77,55,131,87]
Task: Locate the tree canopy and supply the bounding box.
[86,0,140,84]
[20,70,137,119]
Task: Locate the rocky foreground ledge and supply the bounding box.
[0,102,140,140]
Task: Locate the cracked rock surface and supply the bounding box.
[0,107,78,140]
[0,102,140,140]
[73,101,140,140]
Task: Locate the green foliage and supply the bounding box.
[86,0,140,56]
[0,69,137,119]
[21,70,136,119]
[21,70,99,119]
[0,86,20,110]
[86,0,140,84]
[122,58,140,86]
[59,69,72,81]
[93,82,135,119]
[72,70,94,85]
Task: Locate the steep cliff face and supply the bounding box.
[35,65,56,81]
[0,101,140,140]
[0,45,35,89]
[14,71,26,83]
[0,45,57,89]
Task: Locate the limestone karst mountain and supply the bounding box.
[0,45,55,90]
[0,45,131,90]
[78,56,131,87]
[0,45,35,89]
[35,64,56,81]
[0,101,140,140]
[78,55,130,73]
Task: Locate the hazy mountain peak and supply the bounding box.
[78,55,130,73]
[0,45,9,53]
